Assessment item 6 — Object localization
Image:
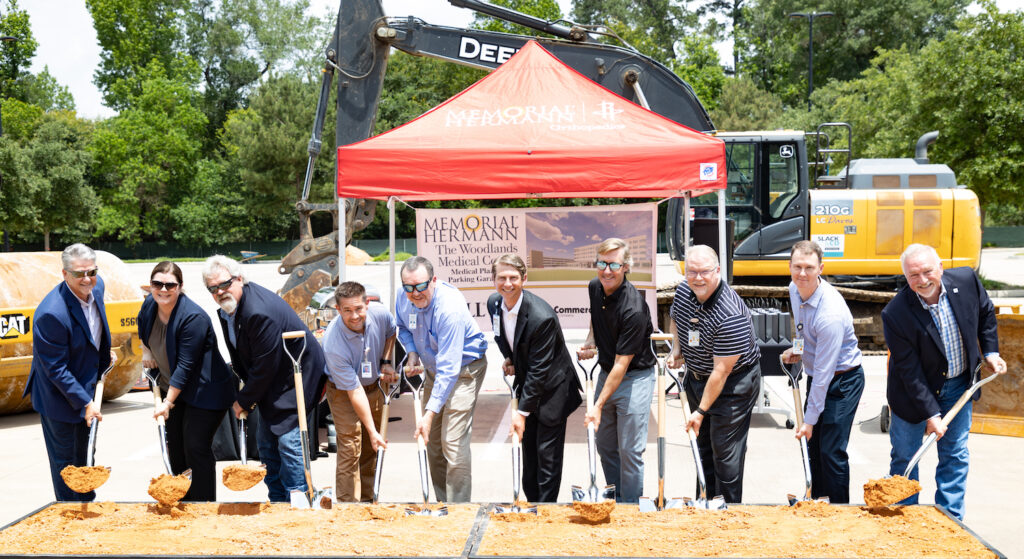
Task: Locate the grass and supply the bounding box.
[978,273,1024,291]
[371,251,414,262]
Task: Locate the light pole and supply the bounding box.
[788,11,833,110]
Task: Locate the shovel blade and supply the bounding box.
[683,495,727,510]
[571,485,586,502]
[290,490,311,509]
[638,497,656,512]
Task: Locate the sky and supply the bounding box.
[23,0,1024,120]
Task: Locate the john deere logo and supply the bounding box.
[0,313,30,339]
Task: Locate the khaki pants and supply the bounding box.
[421,356,487,503]
[326,382,384,502]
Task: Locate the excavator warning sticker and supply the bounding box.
[812,234,845,258]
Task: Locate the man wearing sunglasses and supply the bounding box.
[577,237,656,503]
[396,256,488,503]
[202,255,328,503]
[26,243,114,501]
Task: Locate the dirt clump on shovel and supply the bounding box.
[148,474,191,506]
[572,499,615,523]
[60,465,110,493]
[222,464,266,491]
[863,475,922,507]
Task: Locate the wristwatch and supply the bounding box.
[694,406,707,416]
[379,359,392,367]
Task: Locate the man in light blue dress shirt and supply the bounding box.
[781,240,864,503]
[396,256,488,502]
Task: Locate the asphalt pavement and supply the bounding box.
[1,249,1022,557]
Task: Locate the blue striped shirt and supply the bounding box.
[917,284,966,378]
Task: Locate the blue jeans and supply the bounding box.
[256,420,308,502]
[889,373,972,520]
[40,414,94,502]
[594,366,655,503]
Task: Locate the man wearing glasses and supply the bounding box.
[27,243,114,501]
[578,238,656,503]
[781,241,864,503]
[668,244,760,504]
[396,256,487,503]
[201,255,327,503]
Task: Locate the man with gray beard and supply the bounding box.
[202,255,327,502]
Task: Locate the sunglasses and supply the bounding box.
[67,267,99,279]
[206,276,237,294]
[595,261,623,271]
[150,280,180,291]
[402,280,431,293]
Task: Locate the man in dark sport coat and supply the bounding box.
[202,255,327,503]
[488,253,582,502]
[882,243,1006,520]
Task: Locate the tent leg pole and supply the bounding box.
[717,190,726,277]
[683,193,691,256]
[389,197,396,314]
[339,197,347,282]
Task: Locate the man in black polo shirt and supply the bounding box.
[578,237,657,503]
[668,244,760,503]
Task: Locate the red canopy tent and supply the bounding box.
[336,40,726,200]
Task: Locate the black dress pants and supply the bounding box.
[163,392,228,502]
[521,413,569,503]
[684,364,760,504]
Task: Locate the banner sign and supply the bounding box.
[415,203,658,331]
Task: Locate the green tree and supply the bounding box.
[90,61,207,243]
[86,0,187,110]
[26,115,98,249]
[19,67,74,112]
[0,0,37,101]
[736,0,968,107]
[183,0,324,144]
[710,76,784,130]
[571,0,696,63]
[220,75,332,240]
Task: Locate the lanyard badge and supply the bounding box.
[688,317,700,347]
[793,323,804,355]
[360,345,372,379]
[408,313,417,330]
[492,313,501,336]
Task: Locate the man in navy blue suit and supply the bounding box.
[26,244,113,502]
[882,243,1007,520]
[202,255,327,503]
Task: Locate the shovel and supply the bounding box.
[282,330,334,509]
[61,363,115,494]
[571,357,616,504]
[143,368,192,505]
[639,333,684,512]
[664,364,726,510]
[494,373,538,515]
[222,366,266,491]
[403,364,448,517]
[778,356,825,505]
[371,365,401,504]
[865,364,996,507]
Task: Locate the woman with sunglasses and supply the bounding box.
[138,261,235,501]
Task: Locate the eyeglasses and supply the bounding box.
[595,261,623,271]
[66,267,99,279]
[206,276,237,294]
[151,280,180,291]
[685,267,717,279]
[402,280,431,293]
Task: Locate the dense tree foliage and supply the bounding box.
[3,0,1024,253]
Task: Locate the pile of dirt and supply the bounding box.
[571,499,615,523]
[147,474,191,506]
[222,465,266,491]
[863,475,922,508]
[0,503,478,556]
[59,465,110,493]
[480,504,997,558]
